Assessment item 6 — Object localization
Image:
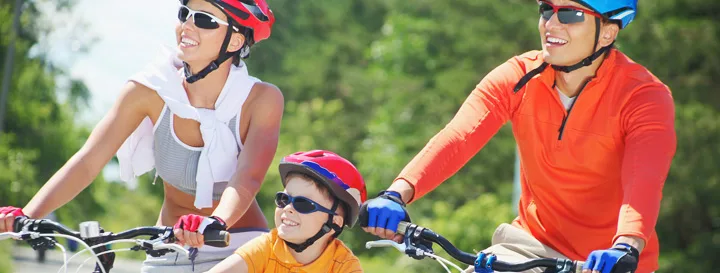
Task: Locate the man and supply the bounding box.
[360,1,675,273]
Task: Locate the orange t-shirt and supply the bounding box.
[395,49,676,273]
[234,229,363,273]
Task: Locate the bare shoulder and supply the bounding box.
[123,80,156,98]
[118,80,163,116]
[251,82,284,107]
[244,82,285,120]
[121,80,162,105]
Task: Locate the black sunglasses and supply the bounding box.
[275,192,338,215]
[178,5,232,30]
[538,1,602,24]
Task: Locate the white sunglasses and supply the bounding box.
[178,5,239,31]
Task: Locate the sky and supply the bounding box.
[41,0,179,124]
[38,0,181,183]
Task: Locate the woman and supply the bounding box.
[0,0,283,271]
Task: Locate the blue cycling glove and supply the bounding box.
[359,191,411,232]
[583,243,639,273]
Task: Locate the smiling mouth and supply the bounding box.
[180,37,199,47]
[546,36,568,46]
[281,218,299,227]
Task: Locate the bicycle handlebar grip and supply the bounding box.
[12,216,29,233]
[203,229,230,247]
[574,261,585,273]
[397,221,411,235]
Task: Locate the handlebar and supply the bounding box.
[13,216,230,247]
[393,221,584,273]
[10,216,231,273]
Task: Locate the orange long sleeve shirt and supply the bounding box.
[395,49,676,273]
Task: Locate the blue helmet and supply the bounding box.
[574,0,637,29]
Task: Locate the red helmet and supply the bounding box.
[206,0,275,43]
[279,150,368,227]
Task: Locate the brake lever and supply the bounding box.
[131,240,173,257]
[404,223,434,260]
[22,232,57,251]
[153,241,190,256]
[133,239,190,258]
[365,240,407,253]
[0,232,21,240]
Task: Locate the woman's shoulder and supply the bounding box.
[115,80,163,108]
[124,80,158,96]
[253,82,283,98]
[248,81,285,110]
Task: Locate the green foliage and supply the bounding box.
[656,103,720,272]
[0,241,11,273]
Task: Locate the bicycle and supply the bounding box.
[0,216,230,273]
[365,221,585,273]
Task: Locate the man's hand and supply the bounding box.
[359,191,410,243]
[583,243,640,273]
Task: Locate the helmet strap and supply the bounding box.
[551,17,611,73]
[184,25,236,83]
[284,199,343,253]
[513,62,550,93]
[512,18,613,92]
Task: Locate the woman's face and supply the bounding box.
[175,0,244,68]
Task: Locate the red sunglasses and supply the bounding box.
[538,1,603,24]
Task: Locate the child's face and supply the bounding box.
[275,176,338,244]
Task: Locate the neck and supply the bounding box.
[183,59,233,109]
[289,235,332,265]
[555,53,606,98]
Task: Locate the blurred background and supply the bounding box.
[0,0,718,272]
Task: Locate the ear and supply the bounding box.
[598,21,619,48]
[227,32,246,53]
[332,214,344,229]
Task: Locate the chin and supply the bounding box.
[277,230,304,244]
[542,50,552,61]
[176,50,191,63]
[176,48,206,63]
[544,55,579,67]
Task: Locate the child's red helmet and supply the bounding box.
[279,150,368,227]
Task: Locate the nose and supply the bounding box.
[181,19,195,32]
[282,203,296,213]
[544,12,564,31]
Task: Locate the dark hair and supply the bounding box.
[231,26,255,65]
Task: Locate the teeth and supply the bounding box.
[282,219,299,226]
[181,37,198,46]
[547,37,568,44]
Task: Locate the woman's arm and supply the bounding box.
[22,81,153,218]
[212,83,284,225]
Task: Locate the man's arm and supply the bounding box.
[614,84,677,252]
[392,57,528,203]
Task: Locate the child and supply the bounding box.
[207,150,367,273]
